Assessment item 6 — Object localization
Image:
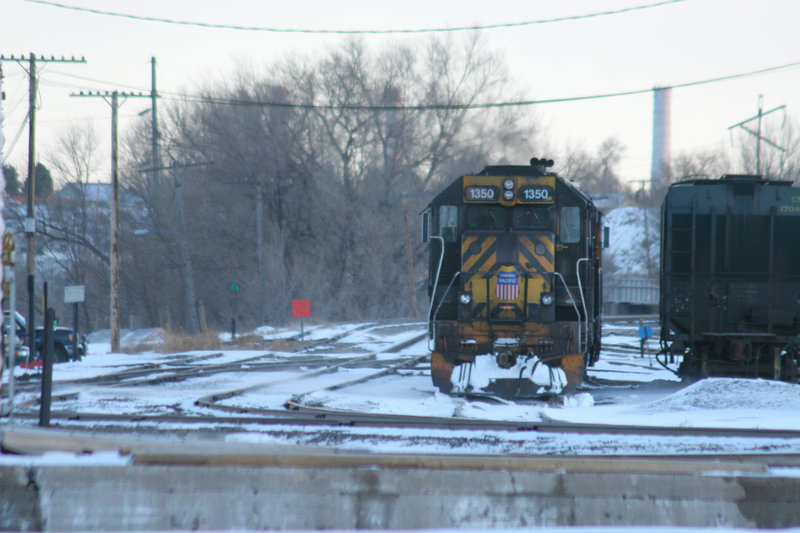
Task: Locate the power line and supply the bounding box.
[4,111,30,157]
[46,70,149,93]
[160,60,800,111]
[10,57,800,118]
[21,0,684,34]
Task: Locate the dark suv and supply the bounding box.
[3,312,86,364]
[34,326,86,363]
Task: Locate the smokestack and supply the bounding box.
[651,87,672,191]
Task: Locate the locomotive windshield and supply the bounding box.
[466,207,505,230]
[560,206,581,243]
[466,206,555,231]
[512,206,553,230]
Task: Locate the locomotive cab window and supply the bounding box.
[438,205,458,242]
[466,207,506,230]
[512,206,553,230]
[559,206,581,243]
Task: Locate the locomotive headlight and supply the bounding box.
[503,179,514,190]
[534,243,547,255]
[503,190,514,201]
[541,293,554,305]
[459,292,472,305]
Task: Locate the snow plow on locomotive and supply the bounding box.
[660,174,800,381]
[423,158,605,397]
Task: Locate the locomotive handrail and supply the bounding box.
[426,235,446,335]
[576,257,590,353]
[553,271,584,351]
[428,271,461,352]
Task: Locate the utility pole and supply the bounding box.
[71,90,148,352]
[25,54,36,354]
[151,57,160,172]
[172,161,200,334]
[111,91,120,352]
[728,95,786,176]
[2,53,85,350]
[139,160,213,334]
[256,183,265,326]
[402,198,419,320]
[225,177,288,327]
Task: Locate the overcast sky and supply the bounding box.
[3,0,800,188]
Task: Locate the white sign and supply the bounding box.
[64,285,85,304]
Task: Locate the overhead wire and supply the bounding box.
[21,0,684,34]
[16,59,800,113]
[4,111,31,157]
[7,57,800,114]
[157,60,800,111]
[45,70,150,93]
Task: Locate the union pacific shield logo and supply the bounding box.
[495,270,519,301]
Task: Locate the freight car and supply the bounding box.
[660,174,800,380]
[422,158,604,397]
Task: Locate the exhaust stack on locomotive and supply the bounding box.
[423,159,605,397]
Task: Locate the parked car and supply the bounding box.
[2,311,30,366]
[34,326,86,363]
[3,311,85,364]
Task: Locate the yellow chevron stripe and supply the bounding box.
[466,252,496,299]
[461,235,496,273]
[518,235,554,272]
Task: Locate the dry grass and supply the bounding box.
[230,335,304,352]
[266,338,304,352]
[120,328,308,354]
[157,329,222,353]
[230,333,265,349]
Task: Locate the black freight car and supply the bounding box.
[660,174,800,380]
[422,158,605,397]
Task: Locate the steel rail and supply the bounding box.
[7,406,800,442]
[3,323,383,396]
[196,333,428,414]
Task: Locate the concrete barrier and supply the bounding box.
[4,462,800,530]
[2,427,800,530]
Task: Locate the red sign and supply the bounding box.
[292,299,310,318]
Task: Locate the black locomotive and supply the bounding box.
[422,158,604,397]
[660,174,800,380]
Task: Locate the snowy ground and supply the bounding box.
[3,320,800,458]
[5,321,800,532]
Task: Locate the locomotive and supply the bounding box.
[422,158,604,397]
[660,174,800,380]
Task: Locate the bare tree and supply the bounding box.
[110,35,537,330]
[560,137,630,195]
[47,122,102,188]
[735,118,800,183]
[671,149,731,181]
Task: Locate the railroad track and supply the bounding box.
[5,320,799,457]
[8,402,800,445]
[3,322,390,397]
[7,325,429,417]
[195,332,428,415]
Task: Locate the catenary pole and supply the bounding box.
[728,95,786,176]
